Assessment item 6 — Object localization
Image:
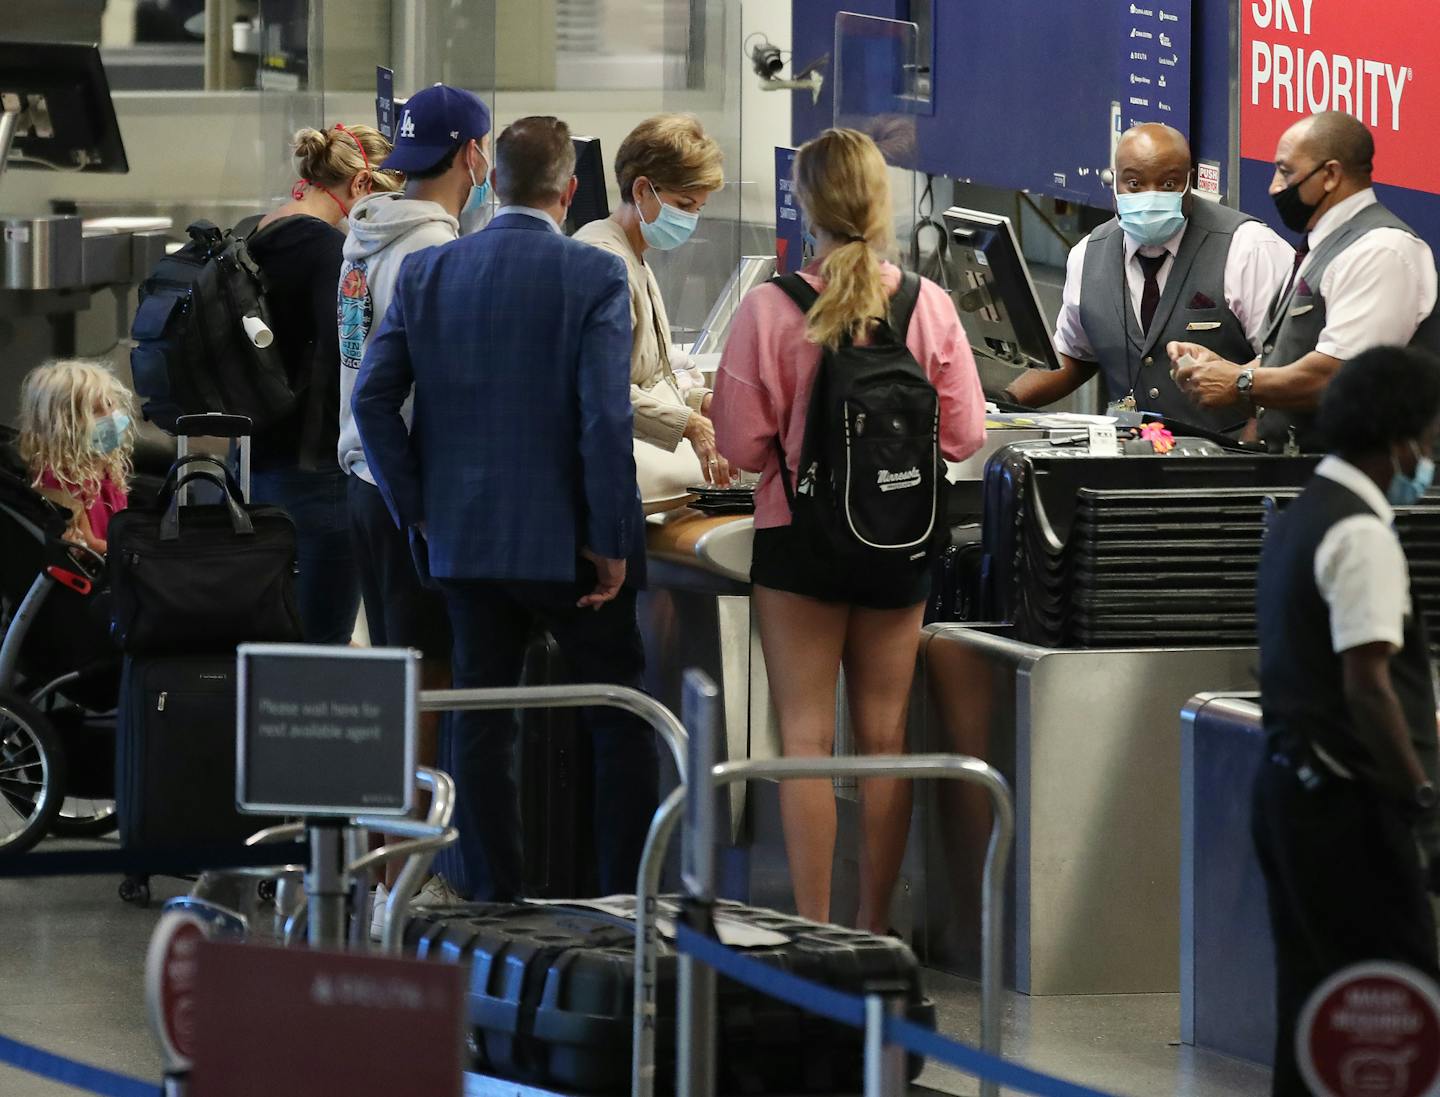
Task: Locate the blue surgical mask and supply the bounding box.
[638,182,700,251]
[1115,186,1188,248]
[1388,441,1435,506]
[464,151,491,215]
[91,410,130,455]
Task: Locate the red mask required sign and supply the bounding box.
[1241,0,1431,194]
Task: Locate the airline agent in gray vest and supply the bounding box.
[1006,124,1291,432]
[1172,111,1439,454]
[1253,347,1440,1096]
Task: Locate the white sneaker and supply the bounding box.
[369,882,389,942]
[413,875,464,908]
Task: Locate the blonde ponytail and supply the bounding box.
[794,128,895,350]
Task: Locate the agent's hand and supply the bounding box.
[1173,353,1246,410]
[684,412,730,485]
[578,548,626,609]
[1166,340,1220,368]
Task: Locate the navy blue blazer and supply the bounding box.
[352,212,642,583]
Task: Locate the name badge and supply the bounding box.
[1288,304,1315,318]
[1185,321,1222,331]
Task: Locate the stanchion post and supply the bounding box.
[678,670,720,1097]
[305,820,348,950]
[863,985,907,1097]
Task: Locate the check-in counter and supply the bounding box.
[912,624,1260,995]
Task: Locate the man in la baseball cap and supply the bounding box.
[338,82,494,915]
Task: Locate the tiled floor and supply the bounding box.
[0,845,1270,1097]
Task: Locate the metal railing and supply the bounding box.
[631,671,1016,1097]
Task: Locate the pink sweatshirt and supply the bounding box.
[712,262,987,529]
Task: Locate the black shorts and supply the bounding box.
[749,523,932,610]
[347,473,452,661]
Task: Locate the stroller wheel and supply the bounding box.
[0,691,67,857]
[119,875,151,907]
[51,798,119,838]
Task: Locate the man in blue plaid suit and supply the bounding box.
[353,115,655,901]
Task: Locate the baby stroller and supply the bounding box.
[0,432,121,854]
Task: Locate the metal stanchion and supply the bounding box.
[677,671,719,1097]
[863,989,907,1097]
[305,821,347,950]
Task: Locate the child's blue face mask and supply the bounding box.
[91,410,130,455]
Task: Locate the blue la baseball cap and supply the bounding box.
[382,84,492,173]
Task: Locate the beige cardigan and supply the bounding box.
[573,217,706,452]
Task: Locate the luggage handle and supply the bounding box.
[174,413,253,440]
[166,453,242,499]
[159,470,255,541]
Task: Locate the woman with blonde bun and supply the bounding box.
[247,123,400,644]
[712,128,985,931]
[574,114,730,500]
[18,359,137,556]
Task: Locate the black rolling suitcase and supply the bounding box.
[112,415,285,857]
[115,655,261,848]
[406,898,935,1095]
[517,630,596,899]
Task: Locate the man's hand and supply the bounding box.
[1170,342,1246,410]
[683,411,731,485]
[578,548,626,609]
[701,391,714,416]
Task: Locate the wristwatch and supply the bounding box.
[1417,782,1438,811]
[1236,367,1255,397]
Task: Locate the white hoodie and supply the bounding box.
[337,191,459,483]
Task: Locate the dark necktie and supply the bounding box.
[1293,239,1310,272]
[1137,252,1168,334]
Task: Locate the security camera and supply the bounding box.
[745,33,825,104]
[750,39,785,80]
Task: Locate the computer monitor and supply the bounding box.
[942,206,1059,371]
[565,136,609,236]
[0,41,128,174]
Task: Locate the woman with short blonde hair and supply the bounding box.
[711,128,987,932]
[575,114,729,501]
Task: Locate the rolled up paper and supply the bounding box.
[242,312,274,349]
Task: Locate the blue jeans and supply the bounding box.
[252,466,360,646]
[436,576,659,901]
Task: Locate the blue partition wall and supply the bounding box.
[792,1,1440,251]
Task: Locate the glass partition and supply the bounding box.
[833,12,921,271]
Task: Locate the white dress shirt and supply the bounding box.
[495,204,564,234]
[1053,217,1295,362]
[1312,455,1410,655]
[1298,189,1438,361]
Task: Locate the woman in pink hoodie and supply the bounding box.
[712,128,985,931]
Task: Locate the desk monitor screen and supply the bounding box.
[0,42,128,173]
[565,136,609,236]
[942,206,1058,372]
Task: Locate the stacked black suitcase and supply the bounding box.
[112,416,295,868]
[981,441,1319,648]
[406,898,934,1095]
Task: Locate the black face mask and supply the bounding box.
[1272,162,1330,234]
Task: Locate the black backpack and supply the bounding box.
[129,218,297,435]
[770,270,946,559]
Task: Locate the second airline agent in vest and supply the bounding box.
[1252,346,1440,1096]
[1171,111,1440,453]
[1005,123,1292,432]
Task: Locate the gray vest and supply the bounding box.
[1079,199,1257,434]
[1258,198,1440,452]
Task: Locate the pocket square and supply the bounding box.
[1296,277,1312,297]
[1188,291,1217,309]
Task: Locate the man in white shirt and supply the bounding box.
[1253,345,1440,1095]
[1172,111,1440,453]
[1005,123,1292,434]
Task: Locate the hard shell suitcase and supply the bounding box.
[406,898,935,1095]
[115,654,271,849]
